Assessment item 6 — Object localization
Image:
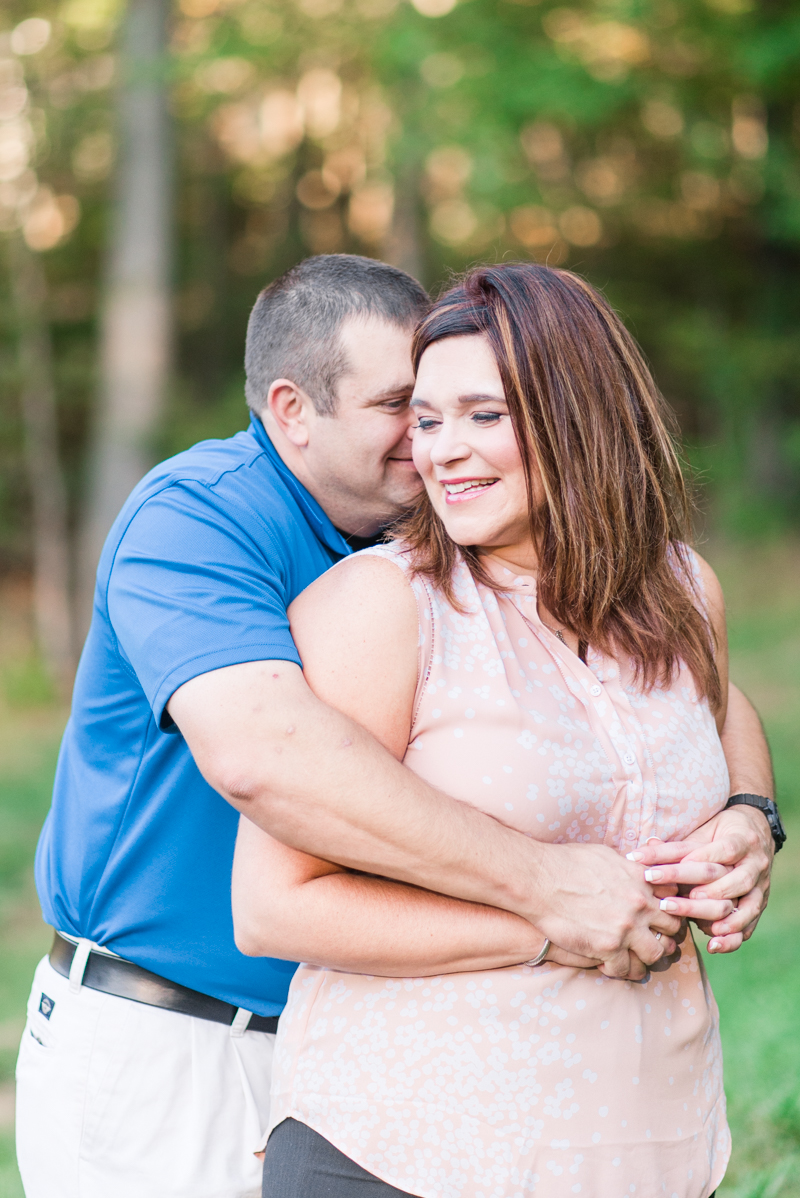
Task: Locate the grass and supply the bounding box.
[0,540,798,1197]
[0,704,63,1198]
[703,539,800,1198]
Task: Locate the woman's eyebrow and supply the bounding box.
[457,392,507,404]
[410,392,506,408]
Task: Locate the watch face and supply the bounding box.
[765,807,787,849]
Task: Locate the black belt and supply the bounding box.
[49,933,279,1033]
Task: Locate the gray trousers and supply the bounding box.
[262,1117,718,1198]
[262,1118,416,1196]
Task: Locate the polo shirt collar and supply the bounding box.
[248,413,350,558]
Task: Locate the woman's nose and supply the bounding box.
[429,421,470,467]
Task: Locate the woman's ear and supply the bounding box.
[265,378,313,447]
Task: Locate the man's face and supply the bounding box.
[301,314,423,536]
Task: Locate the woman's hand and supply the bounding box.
[626,805,773,953]
[622,669,776,956]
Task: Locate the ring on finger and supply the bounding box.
[654,931,662,941]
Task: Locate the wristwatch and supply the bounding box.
[724,793,787,853]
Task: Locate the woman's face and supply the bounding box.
[411,333,537,556]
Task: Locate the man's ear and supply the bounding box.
[265,379,315,448]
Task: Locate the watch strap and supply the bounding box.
[724,793,786,852]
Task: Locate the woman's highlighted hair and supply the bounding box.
[396,262,720,709]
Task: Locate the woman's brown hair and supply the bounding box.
[395,262,720,709]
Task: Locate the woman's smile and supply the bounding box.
[441,476,499,503]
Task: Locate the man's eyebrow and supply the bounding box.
[364,386,414,406]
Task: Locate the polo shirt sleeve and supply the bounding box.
[106,481,302,728]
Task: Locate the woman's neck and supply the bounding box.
[478,541,540,577]
[479,541,587,660]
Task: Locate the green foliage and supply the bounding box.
[1,0,800,548]
[0,1145,23,1198]
[0,654,56,709]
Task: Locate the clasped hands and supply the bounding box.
[630,800,773,950]
[538,803,774,982]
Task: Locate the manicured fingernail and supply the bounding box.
[646,837,663,844]
[660,898,678,912]
[708,939,721,952]
[626,851,644,862]
[693,891,707,900]
[644,869,662,882]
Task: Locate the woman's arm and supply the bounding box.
[231,553,598,975]
[233,817,548,974]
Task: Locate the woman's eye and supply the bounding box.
[414,417,440,431]
[472,412,502,425]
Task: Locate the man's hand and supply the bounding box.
[626,679,776,956]
[627,803,774,953]
[532,842,683,981]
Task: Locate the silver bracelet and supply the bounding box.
[522,938,551,968]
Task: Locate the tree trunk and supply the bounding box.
[79,0,172,635]
[8,232,75,698]
[383,162,426,286]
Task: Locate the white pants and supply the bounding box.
[16,956,275,1198]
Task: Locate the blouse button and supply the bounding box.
[590,685,602,696]
[625,829,637,841]
[623,753,635,765]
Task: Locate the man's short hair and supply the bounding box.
[244,254,430,417]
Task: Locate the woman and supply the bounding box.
[234,263,733,1198]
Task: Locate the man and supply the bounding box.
[17,255,778,1198]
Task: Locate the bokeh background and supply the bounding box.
[1,0,799,1193]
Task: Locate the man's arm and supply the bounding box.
[629,682,775,952]
[232,804,607,974]
[169,555,684,978]
[720,680,774,798]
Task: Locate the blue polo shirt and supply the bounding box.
[35,414,350,1016]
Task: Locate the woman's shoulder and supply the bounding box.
[347,538,416,573]
[325,538,445,603]
[290,539,419,630]
[670,542,724,619]
[314,539,480,627]
[288,540,421,757]
[323,538,419,594]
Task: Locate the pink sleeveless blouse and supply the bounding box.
[266,543,731,1198]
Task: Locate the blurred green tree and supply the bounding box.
[2,16,76,688]
[78,0,173,632]
[1,0,799,648]
[8,229,74,694]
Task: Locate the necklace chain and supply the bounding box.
[522,609,587,663]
